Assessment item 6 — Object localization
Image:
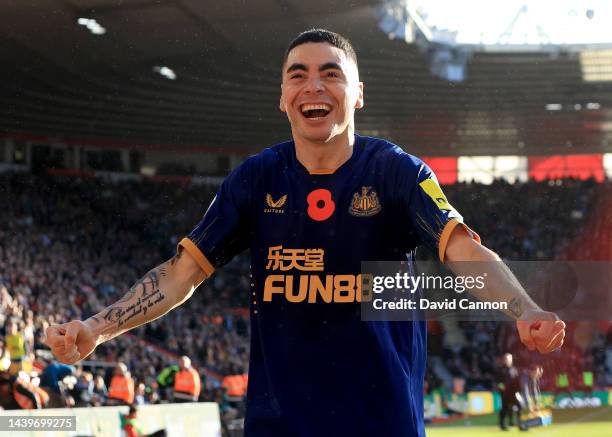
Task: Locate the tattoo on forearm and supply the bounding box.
[508,298,522,317]
[93,268,167,332]
[169,252,181,266]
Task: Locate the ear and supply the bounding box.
[355,81,364,109]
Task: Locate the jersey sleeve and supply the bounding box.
[396,154,480,261]
[178,160,253,276]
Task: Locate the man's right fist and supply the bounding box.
[44,320,98,364]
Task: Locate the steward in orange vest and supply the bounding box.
[222,373,248,398]
[107,362,135,405]
[173,356,201,402]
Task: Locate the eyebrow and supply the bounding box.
[285,62,343,74]
[319,62,342,72]
[286,63,307,74]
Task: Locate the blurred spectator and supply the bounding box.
[0,337,10,371]
[90,374,108,406]
[0,370,48,409]
[69,370,94,407]
[5,319,29,375]
[156,362,179,402]
[134,382,148,405]
[39,358,75,408]
[120,404,166,437]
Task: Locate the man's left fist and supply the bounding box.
[516,310,566,354]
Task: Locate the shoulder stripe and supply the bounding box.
[178,237,215,277]
[438,219,481,262]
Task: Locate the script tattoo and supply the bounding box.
[508,297,523,318]
[98,268,167,329]
[103,307,125,323]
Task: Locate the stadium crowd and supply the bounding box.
[1,172,610,424]
[0,173,248,428]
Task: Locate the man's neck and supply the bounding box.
[294,131,355,174]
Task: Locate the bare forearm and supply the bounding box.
[466,247,539,319]
[446,233,540,319]
[84,253,203,344]
[444,228,565,354]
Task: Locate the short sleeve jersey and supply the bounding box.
[180,134,479,437]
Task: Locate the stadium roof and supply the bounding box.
[2,0,612,156]
[413,0,612,46]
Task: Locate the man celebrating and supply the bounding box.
[45,29,565,436]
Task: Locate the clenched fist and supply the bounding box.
[44,320,98,365]
[516,310,566,354]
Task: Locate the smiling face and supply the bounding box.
[279,42,364,145]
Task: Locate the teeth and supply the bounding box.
[301,103,331,112]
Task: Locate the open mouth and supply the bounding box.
[300,103,331,120]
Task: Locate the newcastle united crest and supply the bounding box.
[349,186,382,217]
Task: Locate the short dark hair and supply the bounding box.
[283,28,358,69]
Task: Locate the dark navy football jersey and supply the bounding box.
[179,134,479,437]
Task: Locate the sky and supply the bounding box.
[411,0,612,45]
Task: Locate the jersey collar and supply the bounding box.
[290,134,365,176]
